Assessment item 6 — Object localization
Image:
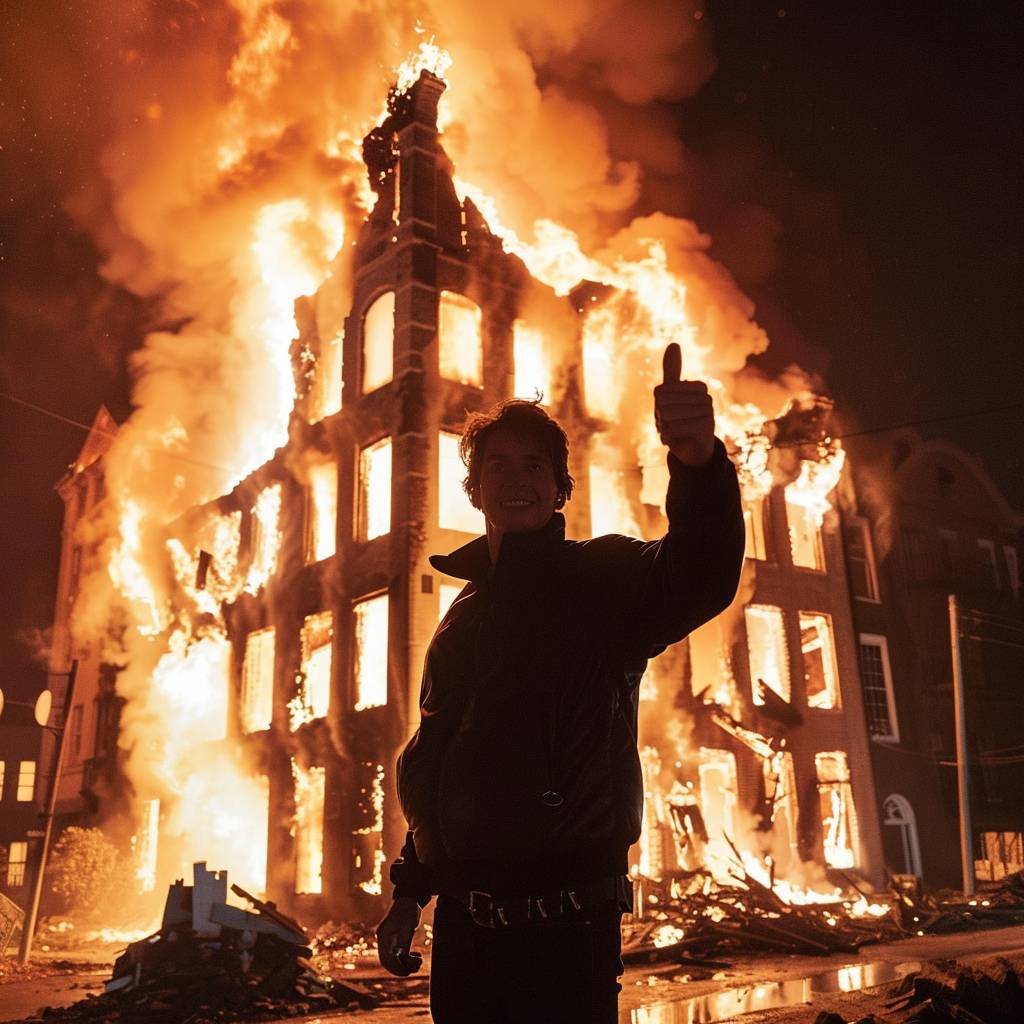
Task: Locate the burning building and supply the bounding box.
[34,63,889,927]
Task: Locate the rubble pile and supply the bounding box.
[624,868,1024,965]
[22,864,376,1024]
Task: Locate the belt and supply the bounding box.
[441,875,632,929]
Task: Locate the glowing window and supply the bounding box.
[439,291,482,386]
[305,462,337,563]
[581,306,617,420]
[359,438,392,541]
[17,761,36,802]
[764,751,799,871]
[800,612,840,709]
[698,749,738,873]
[7,842,27,887]
[513,321,550,401]
[354,593,388,710]
[351,762,386,896]
[291,761,325,895]
[786,492,825,571]
[815,751,859,869]
[241,628,275,734]
[438,582,462,623]
[743,498,768,561]
[245,484,283,595]
[439,432,484,534]
[310,331,343,421]
[745,605,791,704]
[362,292,395,393]
[289,612,333,731]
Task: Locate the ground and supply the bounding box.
[2,923,1023,1023]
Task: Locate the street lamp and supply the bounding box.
[0,661,78,963]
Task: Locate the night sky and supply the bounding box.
[2,2,1021,693]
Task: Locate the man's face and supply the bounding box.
[474,427,559,534]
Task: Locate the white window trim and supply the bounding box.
[858,633,899,743]
[851,515,881,604]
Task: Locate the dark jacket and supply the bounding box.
[392,441,744,901]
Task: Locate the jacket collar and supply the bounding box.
[429,513,566,584]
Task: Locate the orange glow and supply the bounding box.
[353,593,388,710]
[307,462,338,562]
[800,613,840,709]
[241,627,275,733]
[745,604,791,705]
[816,751,858,869]
[439,291,483,386]
[245,484,283,595]
[291,761,325,895]
[362,292,395,394]
[359,437,392,540]
[512,321,550,401]
[289,611,333,731]
[438,432,483,534]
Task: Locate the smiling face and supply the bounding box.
[473,426,560,535]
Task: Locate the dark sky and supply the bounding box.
[2,1,1022,690]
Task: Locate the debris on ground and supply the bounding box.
[14,863,377,1023]
[622,865,1024,966]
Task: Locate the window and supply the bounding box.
[857,634,899,741]
[745,604,791,704]
[245,484,283,594]
[976,539,999,590]
[241,628,275,733]
[305,462,337,563]
[844,515,879,601]
[291,761,325,895]
[513,320,550,401]
[362,292,394,393]
[358,437,392,541]
[6,842,28,887]
[439,582,462,623]
[309,331,343,421]
[815,751,859,869]
[1005,545,1020,600]
[743,498,769,561]
[698,749,738,873]
[786,491,825,571]
[438,291,482,386]
[439,432,484,534]
[16,761,36,802]
[0,762,4,800]
[764,751,799,871]
[69,705,84,760]
[289,613,333,731]
[800,613,840,709]
[353,593,389,710]
[902,528,932,583]
[351,762,386,896]
[883,794,922,877]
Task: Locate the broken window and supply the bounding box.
[800,613,840,710]
[358,437,392,541]
[857,634,899,741]
[815,751,858,869]
[843,515,879,600]
[362,291,394,393]
[513,321,550,401]
[743,497,769,561]
[764,751,799,872]
[745,604,791,704]
[439,291,482,386]
[699,748,738,872]
[241,628,275,734]
[291,761,325,895]
[353,593,388,710]
[309,331,343,422]
[305,462,337,563]
[351,762,386,896]
[438,582,462,623]
[289,612,333,731]
[438,432,483,534]
[6,841,27,887]
[785,492,825,570]
[17,761,35,802]
[245,484,282,594]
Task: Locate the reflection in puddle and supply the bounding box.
[625,959,921,1023]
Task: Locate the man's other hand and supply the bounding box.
[376,897,424,976]
[654,342,716,467]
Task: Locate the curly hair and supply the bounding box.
[459,399,575,510]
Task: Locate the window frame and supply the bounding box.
[857,633,900,743]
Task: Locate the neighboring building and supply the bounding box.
[843,431,1024,886]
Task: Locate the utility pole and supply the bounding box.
[18,661,77,964]
[948,595,975,896]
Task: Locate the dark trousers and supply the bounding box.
[429,895,624,1023]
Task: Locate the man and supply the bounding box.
[377,343,745,1022]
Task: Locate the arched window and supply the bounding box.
[883,793,922,877]
[362,292,395,393]
[439,291,482,386]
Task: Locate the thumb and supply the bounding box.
[662,343,682,385]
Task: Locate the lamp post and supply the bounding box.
[0,661,78,964]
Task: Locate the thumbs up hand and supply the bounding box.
[654,343,716,467]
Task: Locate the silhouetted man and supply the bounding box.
[377,343,744,1022]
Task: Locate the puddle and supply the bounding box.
[623,959,922,1023]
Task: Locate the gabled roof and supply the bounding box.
[74,405,118,473]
